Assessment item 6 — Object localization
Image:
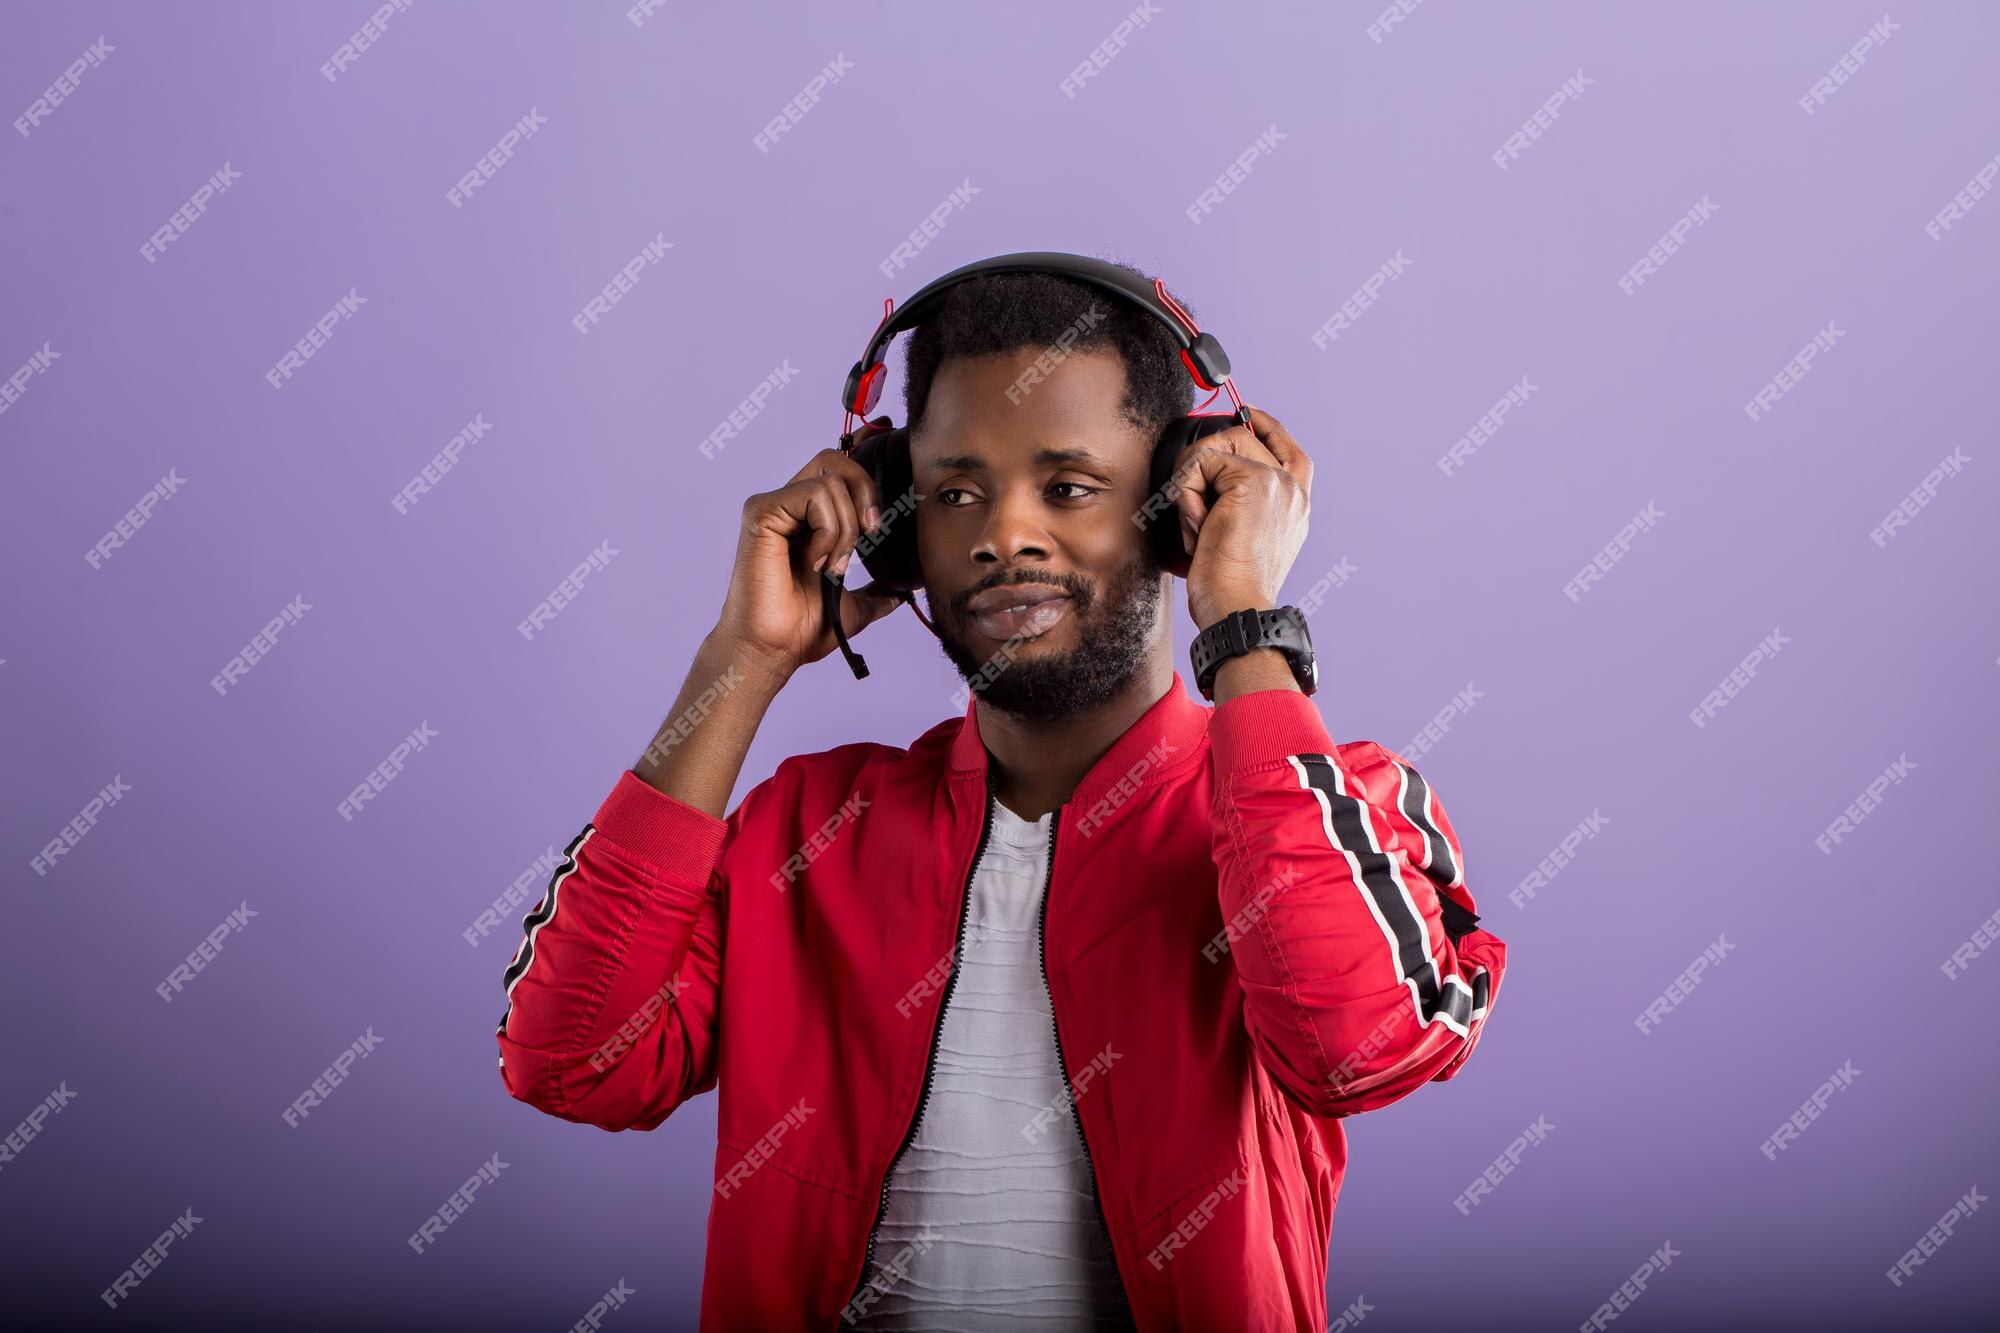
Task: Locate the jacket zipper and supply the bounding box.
[1037,799,1135,1319]
[846,772,995,1319]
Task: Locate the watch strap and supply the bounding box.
[1190,606,1316,701]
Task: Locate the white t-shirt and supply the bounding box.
[850,798,1136,1330]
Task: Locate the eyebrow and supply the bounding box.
[921,446,1114,473]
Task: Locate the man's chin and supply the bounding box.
[960,613,1078,658]
[939,620,1139,718]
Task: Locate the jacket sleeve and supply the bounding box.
[1207,688,1508,1118]
[495,769,738,1132]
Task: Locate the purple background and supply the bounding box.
[5,2,1996,1328]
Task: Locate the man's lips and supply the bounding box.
[962,583,1074,642]
[966,583,1070,614]
[969,598,1072,641]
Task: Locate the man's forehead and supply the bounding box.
[912,352,1147,471]
[912,374,1152,472]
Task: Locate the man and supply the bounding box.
[496,263,1508,1330]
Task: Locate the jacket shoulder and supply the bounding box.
[1329,738,1422,776]
[738,714,959,819]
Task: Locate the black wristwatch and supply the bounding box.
[1190,606,1317,702]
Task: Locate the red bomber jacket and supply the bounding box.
[496,672,1508,1331]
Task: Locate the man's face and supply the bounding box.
[911,347,1169,721]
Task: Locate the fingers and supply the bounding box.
[1172,447,1217,549]
[1166,427,1272,529]
[803,477,860,574]
[1169,440,1296,550]
[1240,405,1312,494]
[750,474,855,575]
[1180,419,1281,473]
[788,440,886,530]
[839,580,904,638]
[1163,407,1311,548]
[838,423,893,531]
[1225,425,1283,471]
[772,429,896,575]
[817,472,864,575]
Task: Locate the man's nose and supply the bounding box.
[972,486,1051,565]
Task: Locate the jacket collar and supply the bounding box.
[947,670,1211,813]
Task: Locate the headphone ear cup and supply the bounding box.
[848,426,924,592]
[1148,414,1240,578]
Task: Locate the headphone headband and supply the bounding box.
[840,250,1235,418]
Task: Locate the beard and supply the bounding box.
[932,547,1165,724]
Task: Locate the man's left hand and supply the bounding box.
[1171,405,1313,632]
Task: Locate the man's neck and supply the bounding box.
[977,657,1175,822]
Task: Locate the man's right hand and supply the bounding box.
[713,418,909,674]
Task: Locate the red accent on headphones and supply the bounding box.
[1178,348,1219,392]
[852,363,887,417]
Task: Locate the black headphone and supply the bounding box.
[824,251,1252,679]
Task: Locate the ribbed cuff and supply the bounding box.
[1207,688,1338,777]
[591,770,730,888]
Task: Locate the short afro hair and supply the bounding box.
[899,258,1196,443]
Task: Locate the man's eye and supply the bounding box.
[936,483,1095,505]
